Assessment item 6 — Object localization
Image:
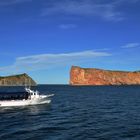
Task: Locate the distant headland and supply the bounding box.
[70,66,140,85]
[0,73,37,86]
[0,66,140,86]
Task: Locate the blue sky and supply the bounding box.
[0,0,140,84]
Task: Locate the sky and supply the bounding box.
[0,0,140,84]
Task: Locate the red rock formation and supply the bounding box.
[70,66,140,85]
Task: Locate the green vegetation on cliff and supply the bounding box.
[0,73,37,86]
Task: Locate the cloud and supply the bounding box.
[121,43,140,48]
[0,50,111,74]
[58,24,77,29]
[41,0,123,21]
[41,0,140,21]
[1,0,138,21]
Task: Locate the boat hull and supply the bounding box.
[0,98,51,107]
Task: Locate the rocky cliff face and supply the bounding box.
[70,66,140,85]
[0,73,37,86]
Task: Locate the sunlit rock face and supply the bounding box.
[70,66,140,85]
[0,73,37,86]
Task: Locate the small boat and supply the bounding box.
[0,87,54,107]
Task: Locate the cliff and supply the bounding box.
[0,73,37,86]
[70,66,140,85]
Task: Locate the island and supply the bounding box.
[0,73,37,86]
[70,66,140,85]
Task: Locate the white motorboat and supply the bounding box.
[0,87,54,107]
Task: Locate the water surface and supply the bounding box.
[0,85,140,140]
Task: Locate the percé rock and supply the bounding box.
[70,66,140,85]
[0,73,37,86]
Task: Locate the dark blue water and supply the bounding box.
[0,85,140,140]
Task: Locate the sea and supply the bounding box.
[0,85,140,140]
